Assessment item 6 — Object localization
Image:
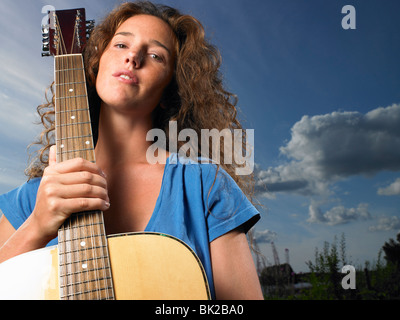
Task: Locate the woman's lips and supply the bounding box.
[112,70,139,85]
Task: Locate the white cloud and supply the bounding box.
[281,103,400,179]
[307,202,371,226]
[253,229,277,244]
[369,216,400,232]
[255,104,400,198]
[377,178,400,196]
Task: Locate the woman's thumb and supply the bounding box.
[49,145,57,166]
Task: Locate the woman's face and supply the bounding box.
[96,14,176,118]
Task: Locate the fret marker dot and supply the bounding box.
[82,263,87,269]
[85,141,90,145]
[80,241,86,247]
[60,144,64,149]
[69,88,74,92]
[71,115,76,120]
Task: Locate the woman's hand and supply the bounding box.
[30,146,110,242]
[0,147,110,263]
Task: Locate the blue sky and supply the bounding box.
[0,0,399,273]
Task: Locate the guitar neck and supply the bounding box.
[54,54,95,163]
[55,54,114,300]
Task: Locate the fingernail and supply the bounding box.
[100,169,107,178]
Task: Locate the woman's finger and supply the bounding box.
[46,157,106,179]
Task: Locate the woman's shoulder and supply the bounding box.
[0,177,42,230]
[1,178,41,199]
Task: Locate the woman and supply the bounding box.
[0,1,262,299]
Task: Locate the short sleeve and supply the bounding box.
[201,164,260,242]
[0,178,41,231]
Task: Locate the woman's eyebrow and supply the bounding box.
[114,31,171,55]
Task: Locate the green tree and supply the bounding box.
[382,233,400,270]
[304,234,349,299]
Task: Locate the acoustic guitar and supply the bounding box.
[0,8,210,300]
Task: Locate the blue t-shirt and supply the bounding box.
[0,153,260,299]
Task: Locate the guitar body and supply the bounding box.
[0,232,210,300]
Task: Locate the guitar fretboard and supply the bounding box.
[55,54,114,300]
[55,55,94,163]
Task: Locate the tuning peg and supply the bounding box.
[86,19,95,33]
[42,25,50,39]
[42,42,49,51]
[86,19,95,26]
[41,24,51,57]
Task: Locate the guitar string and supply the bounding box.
[70,55,87,299]
[66,56,76,300]
[54,14,67,56]
[81,213,90,299]
[74,62,91,299]
[70,18,77,55]
[55,29,73,299]
[62,56,76,299]
[76,54,101,299]
[79,53,105,299]
[60,55,76,299]
[57,55,69,300]
[76,56,100,300]
[91,212,101,299]
[61,56,70,299]
[73,54,102,299]
[72,55,93,300]
[72,53,108,300]
[101,212,114,299]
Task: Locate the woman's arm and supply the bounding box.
[0,146,109,264]
[210,229,264,300]
[0,212,51,264]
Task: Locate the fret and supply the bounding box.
[58,219,104,230]
[59,255,111,268]
[58,244,108,256]
[55,81,86,86]
[60,280,113,300]
[56,152,95,162]
[58,255,110,268]
[56,108,90,114]
[56,67,84,72]
[58,237,107,251]
[56,121,91,128]
[60,276,113,288]
[60,286,114,300]
[60,285,114,295]
[56,94,88,100]
[58,246,110,267]
[57,147,94,154]
[56,113,90,124]
[58,246,106,259]
[56,84,87,96]
[58,235,103,243]
[59,282,114,300]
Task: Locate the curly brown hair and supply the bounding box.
[27,1,255,203]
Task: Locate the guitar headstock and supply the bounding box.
[41,8,95,57]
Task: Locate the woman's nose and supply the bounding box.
[125,50,143,68]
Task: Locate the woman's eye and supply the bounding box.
[150,53,163,62]
[115,43,127,49]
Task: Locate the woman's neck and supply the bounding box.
[94,104,154,169]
